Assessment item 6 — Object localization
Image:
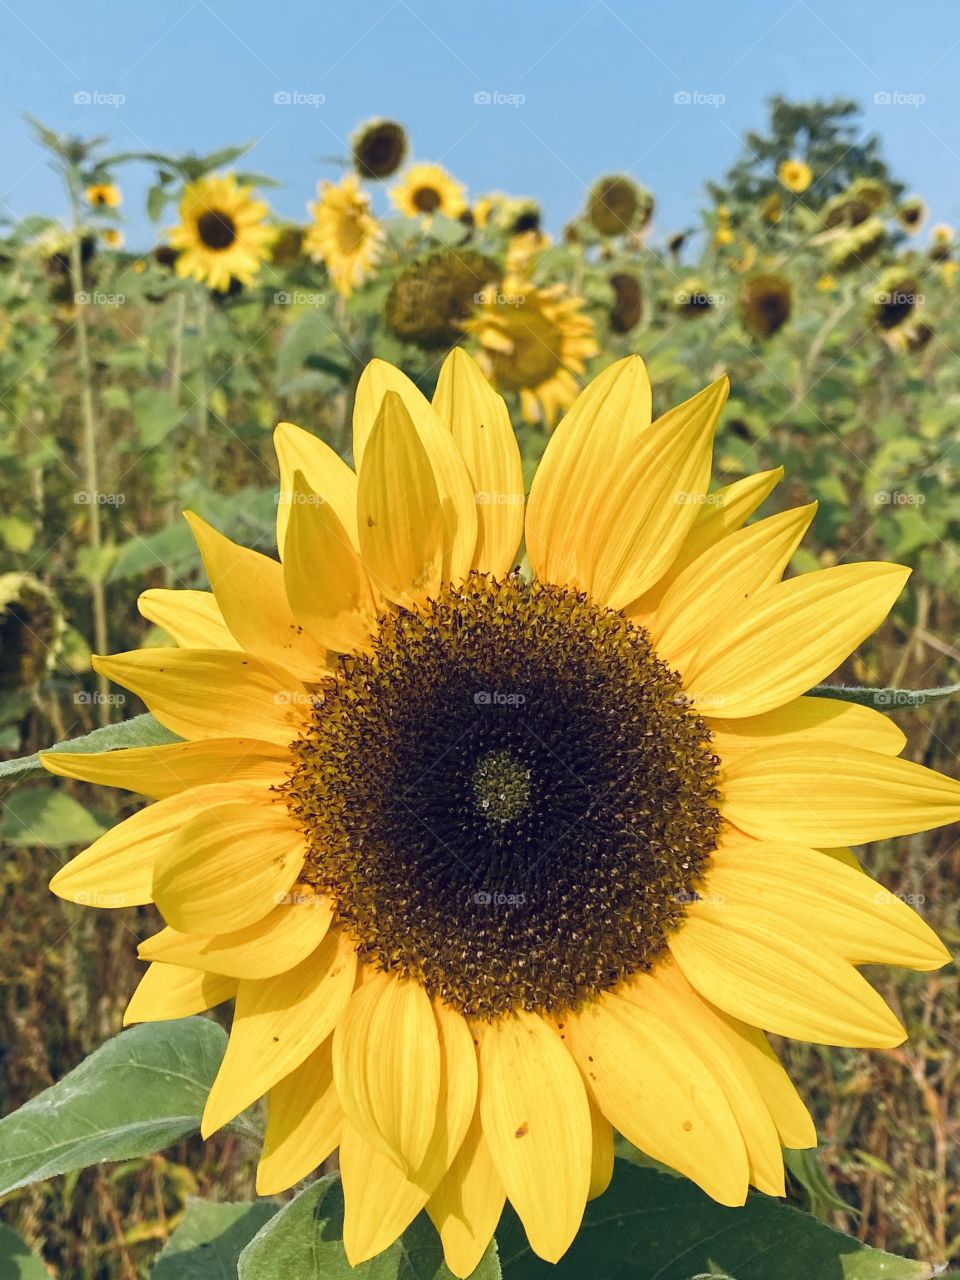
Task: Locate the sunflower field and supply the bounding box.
[1,102,960,1280]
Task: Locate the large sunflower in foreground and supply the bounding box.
[169,174,273,292]
[304,175,383,298]
[45,352,958,1277]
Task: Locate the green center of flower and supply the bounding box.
[472,748,532,826]
[197,209,237,251]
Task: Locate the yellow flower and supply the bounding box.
[777,159,812,194]
[896,196,927,234]
[816,273,837,293]
[929,223,953,262]
[714,225,735,247]
[505,229,551,275]
[86,182,122,209]
[304,175,383,298]
[101,228,124,250]
[587,175,654,236]
[871,269,920,331]
[351,117,408,180]
[760,192,782,224]
[391,163,467,220]
[169,174,273,292]
[465,277,598,427]
[941,260,958,285]
[44,352,957,1276]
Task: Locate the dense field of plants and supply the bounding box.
[1,98,959,1277]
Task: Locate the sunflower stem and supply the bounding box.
[194,286,210,489]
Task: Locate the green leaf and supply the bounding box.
[812,682,960,709]
[0,1018,226,1197]
[238,1177,501,1279]
[0,786,105,847]
[152,1200,279,1279]
[133,387,185,448]
[0,1224,49,1279]
[496,1160,937,1279]
[0,712,179,784]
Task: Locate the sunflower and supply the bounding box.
[777,159,812,193]
[44,352,958,1276]
[304,176,383,298]
[101,228,124,250]
[169,174,272,292]
[0,573,63,691]
[896,196,927,234]
[738,274,792,340]
[760,191,782,224]
[928,223,953,262]
[464,277,598,426]
[826,217,887,273]
[269,224,305,266]
[609,272,642,333]
[587,175,654,236]
[352,118,408,180]
[871,269,920,331]
[86,181,122,209]
[391,164,467,220]
[385,250,498,349]
[674,277,716,316]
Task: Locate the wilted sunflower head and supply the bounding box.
[826,216,887,273]
[351,118,408,180]
[896,196,927,233]
[847,177,888,214]
[587,175,654,236]
[609,272,642,333]
[85,181,122,209]
[169,173,273,293]
[47,347,957,1277]
[738,274,792,340]
[385,250,499,349]
[928,223,953,261]
[269,223,305,266]
[777,158,812,193]
[0,573,63,691]
[391,163,467,220]
[304,176,383,298]
[871,269,920,330]
[465,275,598,426]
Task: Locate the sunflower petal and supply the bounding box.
[709,696,906,759]
[712,1014,816,1150]
[201,928,357,1137]
[138,589,239,649]
[587,1098,614,1200]
[427,1106,505,1280]
[432,348,524,577]
[274,419,360,555]
[256,1038,342,1194]
[123,963,236,1025]
[153,801,305,934]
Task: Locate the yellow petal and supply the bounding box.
[184,512,328,681]
[427,1106,505,1280]
[432,348,525,577]
[353,359,477,582]
[201,928,357,1136]
[587,1098,614,1200]
[49,780,270,907]
[153,801,305,934]
[92,649,308,746]
[123,963,236,1025]
[705,840,950,971]
[564,992,748,1206]
[709,695,905,759]
[256,1037,342,1194]
[477,1011,590,1263]
[357,391,444,607]
[138,588,240,649]
[681,563,911,718]
[274,419,360,556]
[721,741,960,844]
[649,504,816,666]
[138,891,333,978]
[626,467,784,623]
[333,971,442,1176]
[282,470,379,653]
[40,738,288,799]
[710,1014,816,1149]
[669,914,906,1047]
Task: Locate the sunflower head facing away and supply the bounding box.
[928,223,953,261]
[46,350,958,1277]
[587,174,654,236]
[85,181,122,209]
[304,175,383,298]
[352,117,408,180]
[391,163,467,220]
[738,273,792,340]
[385,249,498,349]
[169,173,272,292]
[464,275,598,426]
[872,268,920,331]
[896,195,927,234]
[777,158,812,193]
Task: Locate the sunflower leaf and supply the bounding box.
[0,1224,49,1280]
[496,1159,936,1279]
[811,681,960,708]
[0,712,179,785]
[0,1018,225,1196]
[237,1176,502,1279]
[151,1200,279,1279]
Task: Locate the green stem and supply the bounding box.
[195,287,210,488]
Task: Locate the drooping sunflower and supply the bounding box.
[826,216,887,273]
[304,175,383,298]
[385,250,498,349]
[0,572,63,692]
[86,181,122,209]
[871,268,920,331]
[897,195,927,234]
[928,223,953,262]
[464,277,598,426]
[674,276,717,317]
[169,174,273,292]
[391,163,467,220]
[608,272,642,334]
[45,352,958,1277]
[351,117,408,180]
[738,273,792,340]
[777,158,812,193]
[760,191,782,224]
[587,175,654,236]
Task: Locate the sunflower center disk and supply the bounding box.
[284,573,721,1017]
[197,209,237,251]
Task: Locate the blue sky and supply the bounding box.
[2,0,959,245]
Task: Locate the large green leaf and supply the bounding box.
[0,786,105,847]
[0,1018,226,1197]
[0,712,179,784]
[152,1200,279,1278]
[238,1177,501,1279]
[0,1224,49,1279]
[496,1160,938,1279]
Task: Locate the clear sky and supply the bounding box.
[2,0,959,245]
